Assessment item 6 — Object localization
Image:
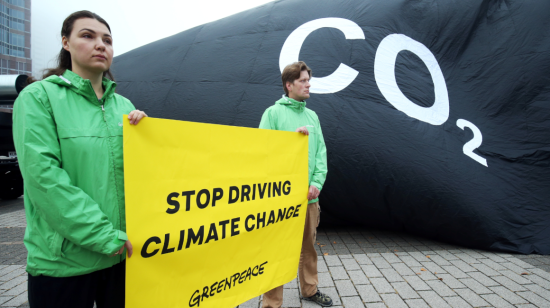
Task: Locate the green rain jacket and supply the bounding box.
[13,70,135,277]
[259,95,328,204]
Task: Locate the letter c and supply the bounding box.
[252,265,259,276]
[279,18,364,94]
[141,236,161,258]
[245,214,256,232]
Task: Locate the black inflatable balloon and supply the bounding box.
[113,0,550,254]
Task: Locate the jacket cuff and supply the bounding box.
[311,181,323,191]
[104,230,128,255]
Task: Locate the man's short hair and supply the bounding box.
[281,61,312,96]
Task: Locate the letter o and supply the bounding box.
[196,189,210,209]
[279,18,365,94]
[374,34,449,125]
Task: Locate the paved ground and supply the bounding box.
[0,198,28,308]
[1,197,550,308]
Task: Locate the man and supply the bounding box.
[259,61,332,307]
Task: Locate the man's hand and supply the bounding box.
[128,110,148,125]
[295,126,309,135]
[307,185,320,200]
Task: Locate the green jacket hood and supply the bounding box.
[44,69,116,103]
[276,95,307,112]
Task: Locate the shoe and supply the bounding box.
[303,290,333,306]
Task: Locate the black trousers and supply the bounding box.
[28,260,125,308]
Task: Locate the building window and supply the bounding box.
[0,4,28,32]
[9,19,24,31]
[18,61,24,71]
[9,32,24,47]
[0,31,28,58]
[9,48,24,57]
[1,58,9,74]
[9,9,24,20]
[8,0,25,8]
[0,28,7,43]
[0,59,29,75]
[16,61,26,74]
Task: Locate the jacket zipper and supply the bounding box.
[101,101,124,262]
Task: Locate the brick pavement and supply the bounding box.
[1,197,550,308]
[0,197,28,308]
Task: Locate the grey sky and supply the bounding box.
[31,0,275,77]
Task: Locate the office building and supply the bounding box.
[0,0,31,75]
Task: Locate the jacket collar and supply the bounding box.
[276,95,306,112]
[45,69,117,104]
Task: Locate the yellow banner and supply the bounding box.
[124,117,309,308]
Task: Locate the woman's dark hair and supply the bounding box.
[40,10,115,81]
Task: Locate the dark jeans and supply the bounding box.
[28,260,125,308]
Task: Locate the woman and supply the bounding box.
[13,10,146,307]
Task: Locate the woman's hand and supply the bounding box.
[296,126,309,135]
[112,240,133,258]
[128,110,148,125]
